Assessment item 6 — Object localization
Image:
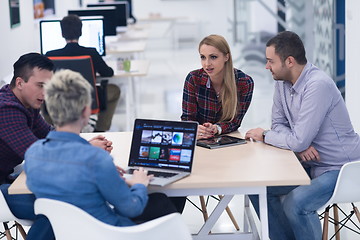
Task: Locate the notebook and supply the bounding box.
[125,119,198,186]
[197,135,246,149]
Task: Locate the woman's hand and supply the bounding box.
[125,167,153,187]
[197,123,217,139]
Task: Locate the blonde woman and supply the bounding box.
[181,34,254,139]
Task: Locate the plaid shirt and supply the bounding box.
[0,84,52,182]
[181,68,254,134]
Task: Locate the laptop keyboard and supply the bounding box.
[127,169,177,178]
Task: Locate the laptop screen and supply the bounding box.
[129,119,198,172]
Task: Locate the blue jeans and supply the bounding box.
[0,184,55,240]
[249,170,339,240]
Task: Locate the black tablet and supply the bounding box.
[197,135,247,149]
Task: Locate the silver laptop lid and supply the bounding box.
[129,119,198,172]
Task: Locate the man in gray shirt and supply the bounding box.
[246,31,360,240]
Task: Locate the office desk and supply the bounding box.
[105,40,147,58]
[105,28,149,42]
[9,131,310,239]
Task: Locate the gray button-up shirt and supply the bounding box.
[265,63,360,178]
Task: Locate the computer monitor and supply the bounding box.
[99,0,134,21]
[40,16,106,56]
[87,2,129,32]
[68,7,117,36]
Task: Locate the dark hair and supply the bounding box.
[10,53,54,88]
[61,14,82,40]
[266,31,307,65]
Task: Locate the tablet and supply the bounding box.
[196,135,247,149]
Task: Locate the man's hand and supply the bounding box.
[89,135,113,153]
[245,128,265,142]
[297,146,320,162]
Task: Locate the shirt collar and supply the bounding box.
[46,131,89,145]
[291,62,312,93]
[198,69,210,87]
[206,77,211,88]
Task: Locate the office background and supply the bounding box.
[0,0,360,238]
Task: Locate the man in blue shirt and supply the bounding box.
[246,31,360,239]
[25,69,177,227]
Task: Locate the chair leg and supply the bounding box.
[199,196,209,222]
[3,222,13,240]
[333,204,341,240]
[218,195,240,230]
[353,203,360,223]
[322,206,330,240]
[15,221,27,240]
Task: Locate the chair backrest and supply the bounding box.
[34,198,192,240]
[0,191,32,226]
[47,56,100,114]
[323,160,360,206]
[0,191,17,222]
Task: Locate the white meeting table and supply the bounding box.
[9,131,310,240]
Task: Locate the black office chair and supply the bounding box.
[48,55,108,114]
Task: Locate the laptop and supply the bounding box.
[125,119,198,186]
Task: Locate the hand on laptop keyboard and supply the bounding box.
[125,167,153,187]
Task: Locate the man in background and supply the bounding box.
[45,14,120,132]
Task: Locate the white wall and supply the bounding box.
[133,0,234,41]
[345,0,360,132]
[0,0,80,81]
[0,0,235,80]
[0,0,39,79]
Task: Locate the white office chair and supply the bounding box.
[34,198,192,240]
[0,191,32,240]
[318,161,360,240]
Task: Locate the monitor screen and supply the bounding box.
[87,2,128,29]
[68,7,117,36]
[40,17,106,56]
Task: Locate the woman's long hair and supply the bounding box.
[199,34,237,122]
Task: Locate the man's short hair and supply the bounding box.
[61,14,82,40]
[266,31,307,65]
[10,52,54,88]
[45,69,92,127]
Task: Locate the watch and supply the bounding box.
[215,124,222,135]
[262,130,270,141]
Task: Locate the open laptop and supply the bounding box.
[125,119,198,186]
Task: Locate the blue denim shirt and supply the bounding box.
[265,63,360,178]
[24,131,148,226]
